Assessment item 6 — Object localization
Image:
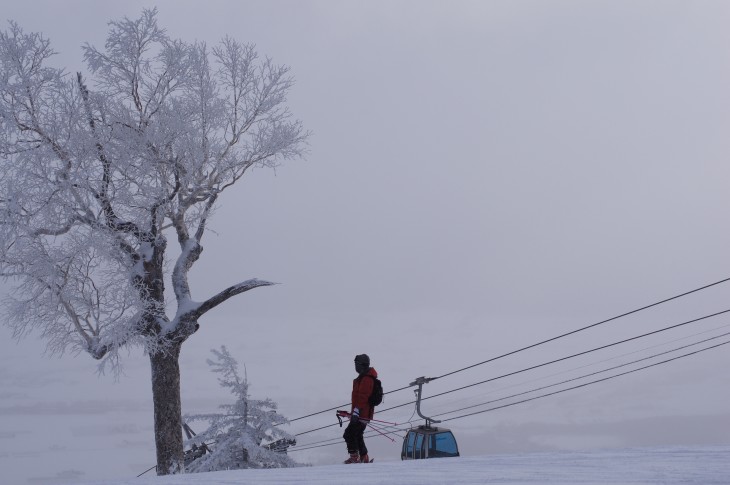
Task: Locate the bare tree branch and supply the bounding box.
[187,279,277,321]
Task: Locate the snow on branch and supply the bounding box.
[185,279,277,321]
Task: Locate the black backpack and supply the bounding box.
[367,375,383,407]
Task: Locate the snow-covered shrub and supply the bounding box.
[184,346,298,471]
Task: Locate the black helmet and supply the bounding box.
[354,354,370,374]
[354,354,370,366]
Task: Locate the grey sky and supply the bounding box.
[1,1,729,483]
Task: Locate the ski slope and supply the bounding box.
[82,445,730,485]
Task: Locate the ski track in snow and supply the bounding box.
[81,445,730,485]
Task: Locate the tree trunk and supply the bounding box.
[150,344,184,475]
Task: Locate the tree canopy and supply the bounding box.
[0,8,307,473]
[0,8,307,369]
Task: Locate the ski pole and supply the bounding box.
[336,410,398,426]
[361,417,398,426]
[336,411,397,442]
[365,421,396,443]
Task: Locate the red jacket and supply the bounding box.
[351,367,378,421]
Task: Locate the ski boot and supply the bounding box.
[344,452,360,464]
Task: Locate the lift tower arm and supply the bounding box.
[409,376,441,428]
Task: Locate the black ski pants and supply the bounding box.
[343,419,368,455]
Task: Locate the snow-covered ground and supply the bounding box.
[82,445,730,485]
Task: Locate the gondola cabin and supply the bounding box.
[401,425,459,460]
[401,376,461,460]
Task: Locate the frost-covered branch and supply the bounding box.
[179,279,277,324]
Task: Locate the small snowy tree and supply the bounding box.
[0,9,307,474]
[185,346,297,471]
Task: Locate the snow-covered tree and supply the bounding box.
[184,346,297,471]
[0,9,307,475]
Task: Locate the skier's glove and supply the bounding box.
[351,408,360,422]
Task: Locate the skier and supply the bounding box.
[343,353,378,463]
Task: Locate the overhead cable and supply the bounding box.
[440,339,730,423]
[422,309,730,401]
[433,277,730,381]
[296,307,729,437]
[284,277,730,425]
[433,330,730,418]
[290,338,730,452]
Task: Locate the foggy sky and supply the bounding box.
[1,1,729,483]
